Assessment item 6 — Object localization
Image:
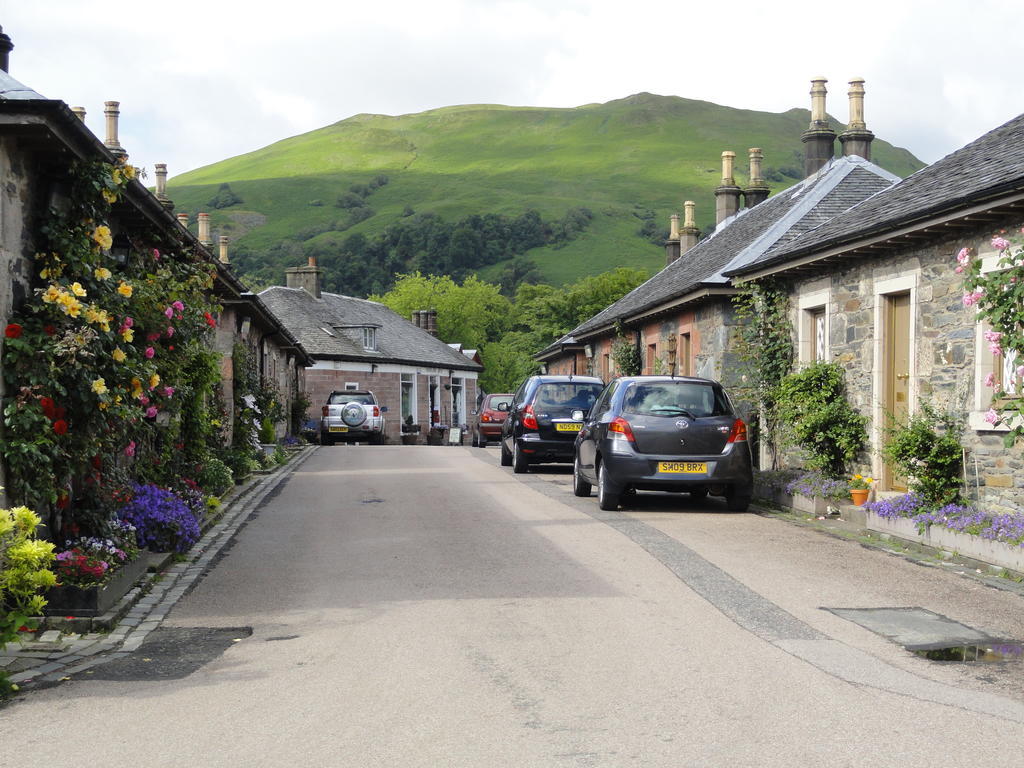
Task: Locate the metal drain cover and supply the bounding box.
[826,607,995,650]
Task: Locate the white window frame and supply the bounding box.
[797,286,830,364]
[451,377,466,428]
[401,373,417,426]
[362,327,377,351]
[970,250,1013,431]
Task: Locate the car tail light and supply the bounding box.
[608,417,635,443]
[727,418,747,443]
[321,405,329,418]
[522,404,538,430]
[372,406,380,417]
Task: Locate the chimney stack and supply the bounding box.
[714,151,741,225]
[680,200,700,255]
[176,213,190,231]
[154,163,174,211]
[103,101,126,157]
[426,309,438,336]
[744,148,770,207]
[71,106,87,122]
[197,212,212,246]
[839,77,874,160]
[801,78,836,177]
[665,213,681,266]
[285,257,323,299]
[219,236,230,265]
[0,26,13,74]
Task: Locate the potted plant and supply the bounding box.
[849,474,875,506]
[401,416,421,445]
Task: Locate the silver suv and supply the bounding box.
[320,391,386,445]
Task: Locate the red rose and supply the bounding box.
[40,396,56,419]
[56,494,69,509]
[5,323,22,338]
[204,312,216,327]
[43,325,56,336]
[53,419,68,435]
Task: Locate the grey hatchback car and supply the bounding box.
[573,376,753,511]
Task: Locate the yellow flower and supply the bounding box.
[112,347,127,363]
[117,282,133,298]
[114,395,122,404]
[70,282,87,297]
[130,377,143,398]
[112,168,122,185]
[102,189,118,204]
[91,225,113,251]
[85,306,110,326]
[124,165,137,180]
[99,402,109,410]
[120,327,134,343]
[94,267,112,280]
[41,285,61,304]
[57,294,82,317]
[149,373,160,389]
[91,378,108,395]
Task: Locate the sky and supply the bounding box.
[2,0,1020,181]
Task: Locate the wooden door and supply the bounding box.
[884,293,911,490]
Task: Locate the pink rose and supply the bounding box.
[1017,365,1024,379]
[962,289,984,307]
[153,249,160,260]
[954,266,963,274]
[984,372,997,388]
[990,342,1003,356]
[139,395,150,405]
[991,236,1010,251]
[984,330,1002,343]
[984,408,1000,426]
[164,306,174,319]
[172,301,184,312]
[956,247,971,265]
[144,347,155,359]
[145,406,158,419]
[124,440,136,457]
[166,326,174,337]
[123,317,134,328]
[163,386,175,397]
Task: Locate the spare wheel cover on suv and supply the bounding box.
[341,402,368,427]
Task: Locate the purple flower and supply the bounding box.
[863,492,925,519]
[117,483,201,554]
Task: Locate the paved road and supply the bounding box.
[3,445,1024,766]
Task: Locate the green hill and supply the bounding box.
[167,93,925,292]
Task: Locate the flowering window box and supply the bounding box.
[44,555,149,617]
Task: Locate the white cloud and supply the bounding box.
[3,0,1023,179]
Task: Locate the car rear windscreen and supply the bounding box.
[487,396,512,410]
[621,382,730,417]
[328,393,374,405]
[533,383,603,411]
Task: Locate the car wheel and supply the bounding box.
[725,487,751,512]
[597,462,620,511]
[512,441,529,474]
[572,455,592,497]
[500,439,512,466]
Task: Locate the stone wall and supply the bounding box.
[785,216,1024,513]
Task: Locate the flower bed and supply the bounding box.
[44,554,148,616]
[864,493,1024,572]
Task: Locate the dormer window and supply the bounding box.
[362,326,377,351]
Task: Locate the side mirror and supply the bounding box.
[497,403,510,412]
[571,409,585,421]
[379,406,389,413]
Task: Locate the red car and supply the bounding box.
[471,393,513,447]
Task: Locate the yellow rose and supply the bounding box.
[120,327,134,342]
[99,402,109,410]
[124,165,137,180]
[112,168,122,185]
[94,267,112,280]
[91,378,108,395]
[149,374,160,389]
[112,348,127,363]
[70,282,87,297]
[41,285,61,304]
[117,282,133,298]
[102,189,118,204]
[91,225,113,251]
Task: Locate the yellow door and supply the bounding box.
[884,293,911,491]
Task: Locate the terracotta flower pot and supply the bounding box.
[849,488,870,506]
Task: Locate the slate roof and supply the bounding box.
[560,155,899,345]
[729,113,1024,276]
[260,286,482,371]
[0,70,45,101]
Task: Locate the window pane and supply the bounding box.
[621,381,729,417]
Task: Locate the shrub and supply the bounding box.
[882,402,963,506]
[118,484,200,554]
[197,456,234,496]
[774,362,867,477]
[1,506,56,651]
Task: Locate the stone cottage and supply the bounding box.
[726,112,1024,512]
[260,259,483,443]
[538,78,901,404]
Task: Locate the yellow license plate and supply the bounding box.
[555,422,582,432]
[658,461,707,473]
[329,426,349,433]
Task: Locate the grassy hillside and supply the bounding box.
[167,93,925,291]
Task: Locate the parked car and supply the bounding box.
[320,390,386,445]
[572,375,753,511]
[470,393,514,447]
[500,375,605,473]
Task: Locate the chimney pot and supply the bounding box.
[0,26,13,74]
[744,148,770,208]
[197,212,212,246]
[103,101,126,156]
[665,214,682,266]
[720,150,736,186]
[426,309,438,336]
[839,77,874,160]
[71,106,87,122]
[219,236,230,265]
[669,213,680,240]
[680,201,699,256]
[154,163,174,211]
[808,77,829,126]
[801,77,837,177]
[176,213,190,231]
[714,151,742,225]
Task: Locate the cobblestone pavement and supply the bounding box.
[0,447,316,691]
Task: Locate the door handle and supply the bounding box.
[896,373,910,381]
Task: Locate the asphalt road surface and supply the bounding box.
[4,445,1024,767]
